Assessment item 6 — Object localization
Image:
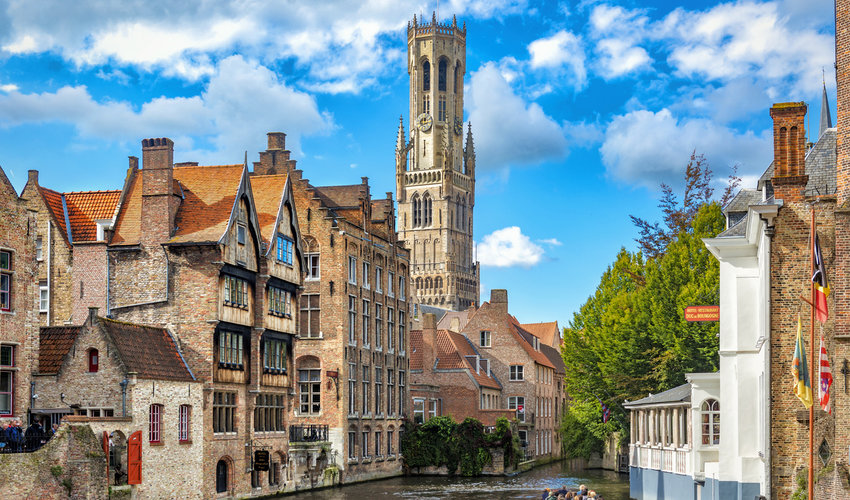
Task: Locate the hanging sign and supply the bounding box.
[684,305,720,322]
[254,450,270,471]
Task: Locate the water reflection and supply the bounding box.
[281,462,630,499]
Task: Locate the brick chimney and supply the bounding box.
[140,138,179,244]
[490,289,508,314]
[769,103,808,202]
[27,170,38,186]
[254,132,297,175]
[421,313,438,371]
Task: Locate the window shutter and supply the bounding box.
[128,430,142,485]
[103,431,110,481]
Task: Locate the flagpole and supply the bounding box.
[808,207,816,500]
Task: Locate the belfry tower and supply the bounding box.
[395,13,479,311]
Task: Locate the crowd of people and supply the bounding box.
[0,419,59,453]
[541,484,604,500]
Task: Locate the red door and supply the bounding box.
[128,431,142,485]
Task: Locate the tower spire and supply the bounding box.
[396,115,406,151]
[820,74,833,139]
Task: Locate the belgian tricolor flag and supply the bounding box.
[812,234,830,323]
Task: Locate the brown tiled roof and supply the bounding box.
[99,318,194,381]
[64,191,121,242]
[39,326,83,374]
[410,329,501,389]
[250,173,288,248]
[370,198,393,222]
[110,171,142,245]
[39,187,69,243]
[170,165,243,244]
[111,165,244,245]
[312,184,366,208]
[540,344,565,375]
[521,321,561,347]
[509,317,555,368]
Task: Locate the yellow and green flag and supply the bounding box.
[792,316,813,409]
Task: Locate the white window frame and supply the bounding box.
[348,256,357,284]
[362,261,370,290]
[178,404,190,442]
[149,404,162,443]
[510,364,524,381]
[387,271,395,297]
[375,267,383,293]
[35,236,43,261]
[39,282,48,313]
[480,330,491,347]
[306,253,320,280]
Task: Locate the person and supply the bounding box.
[578,484,589,497]
[556,485,568,497]
[7,420,23,451]
[25,420,43,451]
[565,492,575,500]
[541,488,552,500]
[0,421,8,451]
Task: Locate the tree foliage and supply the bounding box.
[561,155,728,454]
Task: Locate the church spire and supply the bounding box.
[820,76,833,139]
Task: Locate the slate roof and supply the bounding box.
[99,318,195,381]
[723,188,762,214]
[717,216,748,237]
[38,188,121,243]
[521,321,560,347]
[623,383,691,408]
[38,326,83,374]
[250,173,289,248]
[540,343,566,376]
[508,315,555,368]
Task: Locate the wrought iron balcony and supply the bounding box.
[289,424,328,443]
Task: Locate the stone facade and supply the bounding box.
[257,132,411,483]
[396,14,479,312]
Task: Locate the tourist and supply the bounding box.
[565,492,575,500]
[542,488,552,500]
[7,420,23,451]
[0,421,7,451]
[25,419,43,450]
[579,484,589,496]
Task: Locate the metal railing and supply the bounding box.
[0,434,53,454]
[289,424,328,443]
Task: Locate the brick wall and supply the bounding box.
[71,242,108,324]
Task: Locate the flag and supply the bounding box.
[819,335,833,414]
[792,317,813,409]
[812,234,830,322]
[602,404,610,424]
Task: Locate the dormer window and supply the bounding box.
[88,348,99,373]
[276,234,293,265]
[95,220,112,241]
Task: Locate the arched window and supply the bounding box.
[423,194,432,226]
[438,59,448,91]
[216,459,229,493]
[422,61,430,92]
[412,196,421,227]
[701,399,720,445]
[454,63,460,93]
[88,348,99,373]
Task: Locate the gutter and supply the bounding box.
[46,220,51,325]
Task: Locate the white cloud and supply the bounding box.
[528,30,587,88]
[588,4,652,79]
[600,108,772,189]
[0,84,18,93]
[466,62,568,170]
[478,226,545,268]
[661,1,833,95]
[595,38,651,78]
[0,56,333,161]
[538,238,562,246]
[0,1,525,92]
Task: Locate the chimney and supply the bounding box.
[254,132,296,175]
[88,307,99,326]
[490,289,508,314]
[27,170,38,185]
[422,313,437,371]
[769,103,808,202]
[128,156,138,170]
[140,138,179,244]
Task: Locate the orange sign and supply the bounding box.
[684,305,720,322]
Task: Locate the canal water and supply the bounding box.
[282,462,630,499]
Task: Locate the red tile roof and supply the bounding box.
[521,321,561,348]
[249,173,289,248]
[110,170,142,245]
[39,187,69,242]
[99,318,194,381]
[39,326,83,374]
[64,191,121,242]
[509,316,555,368]
[410,329,501,389]
[170,165,243,244]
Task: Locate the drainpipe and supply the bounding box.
[47,220,51,325]
[120,379,128,417]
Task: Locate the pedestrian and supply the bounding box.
[0,421,8,451]
[7,420,23,451]
[25,419,43,450]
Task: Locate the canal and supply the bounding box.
[281,462,630,499]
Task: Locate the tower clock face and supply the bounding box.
[417,113,433,132]
[454,117,462,136]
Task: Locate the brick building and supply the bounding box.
[31,310,203,499]
[0,166,37,423]
[105,137,304,497]
[395,14,480,312]
[410,312,512,427]
[252,132,412,483]
[19,171,121,327]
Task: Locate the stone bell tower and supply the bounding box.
[395,12,479,311]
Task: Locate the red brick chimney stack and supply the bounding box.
[490,289,508,314]
[422,313,437,371]
[770,103,808,202]
[140,137,178,244]
[839,0,850,206]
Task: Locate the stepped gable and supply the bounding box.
[246,172,289,248]
[38,326,83,374]
[99,317,194,381]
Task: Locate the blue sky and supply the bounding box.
[0,0,836,328]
